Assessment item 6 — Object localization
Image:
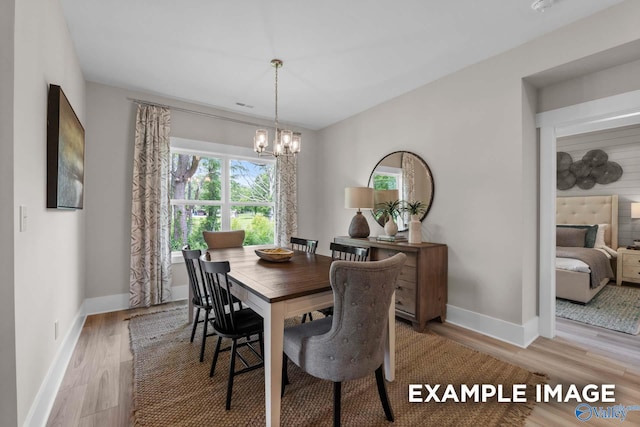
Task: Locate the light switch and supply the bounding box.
[20,205,27,232]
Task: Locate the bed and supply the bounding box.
[556,195,618,303]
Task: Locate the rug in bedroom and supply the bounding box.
[556,284,640,335]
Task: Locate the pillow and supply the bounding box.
[557,224,598,248]
[594,223,608,248]
[556,227,587,247]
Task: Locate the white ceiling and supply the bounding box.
[61,0,624,130]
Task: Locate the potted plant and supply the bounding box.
[375,199,402,236]
[403,200,427,220]
[403,200,427,244]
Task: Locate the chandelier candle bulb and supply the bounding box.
[292,133,301,152]
[254,129,268,152]
[281,130,292,147]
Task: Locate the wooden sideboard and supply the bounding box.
[334,237,448,332]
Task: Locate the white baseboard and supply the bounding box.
[83,285,189,315]
[26,285,188,426]
[83,292,130,315]
[446,304,539,348]
[23,308,86,427]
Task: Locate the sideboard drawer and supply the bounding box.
[374,248,417,267]
[395,283,416,315]
[334,236,448,332]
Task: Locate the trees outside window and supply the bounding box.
[170,148,275,251]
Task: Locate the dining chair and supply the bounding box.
[290,237,320,323]
[201,259,265,411]
[282,253,407,427]
[302,242,371,322]
[290,236,319,253]
[181,245,216,362]
[329,242,369,261]
[203,230,245,249]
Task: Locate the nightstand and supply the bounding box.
[616,247,640,285]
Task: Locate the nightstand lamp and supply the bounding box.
[632,203,640,247]
[345,187,374,238]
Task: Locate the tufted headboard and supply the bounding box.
[556,195,618,249]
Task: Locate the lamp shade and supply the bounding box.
[374,189,399,206]
[345,187,374,209]
[632,203,640,219]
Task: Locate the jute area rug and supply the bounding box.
[556,284,640,335]
[130,303,546,426]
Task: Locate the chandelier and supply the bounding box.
[253,59,301,157]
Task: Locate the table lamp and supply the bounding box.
[632,203,640,247]
[345,187,374,238]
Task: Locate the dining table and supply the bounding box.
[198,245,397,427]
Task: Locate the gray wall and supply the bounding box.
[316,1,640,326]
[558,124,640,247]
[85,82,320,298]
[1,1,17,425]
[538,58,640,113]
[12,0,86,424]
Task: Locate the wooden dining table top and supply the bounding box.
[204,246,333,303]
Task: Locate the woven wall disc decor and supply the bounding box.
[556,149,623,190]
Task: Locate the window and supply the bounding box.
[169,139,275,252]
[372,166,403,192]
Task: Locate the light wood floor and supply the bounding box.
[46,303,640,427]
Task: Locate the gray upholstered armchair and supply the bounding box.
[282,253,406,426]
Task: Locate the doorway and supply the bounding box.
[536,89,640,338]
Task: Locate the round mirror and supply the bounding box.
[368,151,434,232]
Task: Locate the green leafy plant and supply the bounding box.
[375,199,402,222]
[403,200,427,216]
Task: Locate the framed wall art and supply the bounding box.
[47,84,85,209]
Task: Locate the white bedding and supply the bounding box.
[555,247,615,273]
[556,257,590,273]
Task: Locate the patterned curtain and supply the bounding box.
[129,105,172,307]
[402,153,416,202]
[275,155,297,247]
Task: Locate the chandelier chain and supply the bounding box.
[274,62,279,131]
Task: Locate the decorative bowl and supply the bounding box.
[255,248,294,262]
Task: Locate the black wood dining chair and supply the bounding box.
[290,236,319,254]
[182,245,216,362]
[291,237,319,323]
[202,259,264,410]
[329,242,370,261]
[290,237,318,323]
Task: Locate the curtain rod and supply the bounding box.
[127,97,268,128]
